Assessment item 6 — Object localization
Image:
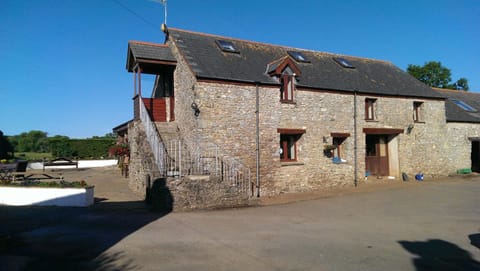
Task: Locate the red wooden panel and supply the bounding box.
[143,98,167,122]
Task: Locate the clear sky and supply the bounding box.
[1,0,479,138]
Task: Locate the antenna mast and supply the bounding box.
[161,0,167,25]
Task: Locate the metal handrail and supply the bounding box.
[139,97,167,175]
[139,98,251,195]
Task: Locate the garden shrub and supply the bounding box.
[50,138,115,159]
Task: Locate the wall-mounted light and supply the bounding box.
[191,102,200,117]
[407,124,414,134]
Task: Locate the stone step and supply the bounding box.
[155,122,180,142]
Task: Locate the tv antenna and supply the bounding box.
[150,0,168,25]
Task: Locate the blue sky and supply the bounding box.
[1,0,479,138]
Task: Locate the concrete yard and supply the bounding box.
[1,167,479,270]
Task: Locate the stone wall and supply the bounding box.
[445,122,480,172]
[187,80,451,195]
[128,120,251,211]
[130,38,465,202]
[127,120,159,198]
[353,94,450,179]
[193,82,276,195]
[164,175,251,211]
[273,90,356,194]
[167,38,200,149]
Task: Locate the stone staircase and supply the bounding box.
[154,122,180,143]
[154,122,197,176]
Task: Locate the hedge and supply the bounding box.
[49,138,115,159]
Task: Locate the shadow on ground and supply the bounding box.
[469,233,480,250]
[399,238,480,271]
[0,197,169,270]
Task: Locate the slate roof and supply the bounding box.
[167,28,444,99]
[126,41,176,72]
[112,119,132,134]
[432,88,480,123]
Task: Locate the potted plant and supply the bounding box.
[109,144,130,157]
[323,144,337,158]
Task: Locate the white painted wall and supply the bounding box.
[28,159,118,170]
[0,186,94,207]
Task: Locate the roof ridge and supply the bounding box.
[129,40,167,47]
[432,87,479,94]
[167,27,391,64]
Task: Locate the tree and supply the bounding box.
[407,61,469,91]
[452,77,469,91]
[10,130,50,152]
[103,133,117,138]
[0,130,14,159]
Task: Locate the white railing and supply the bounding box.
[139,98,252,196]
[162,140,251,195]
[139,97,167,174]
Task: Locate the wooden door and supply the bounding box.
[365,135,389,176]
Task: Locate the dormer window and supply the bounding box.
[267,57,302,104]
[287,51,310,63]
[281,74,295,102]
[215,40,239,53]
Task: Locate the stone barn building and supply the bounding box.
[119,26,473,210]
[433,88,480,173]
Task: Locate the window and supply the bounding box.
[280,134,298,161]
[280,74,295,102]
[365,98,377,120]
[452,99,477,112]
[215,40,239,53]
[153,70,174,98]
[413,101,424,122]
[287,51,310,63]
[278,129,305,162]
[331,133,350,160]
[333,57,355,69]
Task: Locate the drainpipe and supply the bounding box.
[353,90,358,187]
[255,82,260,197]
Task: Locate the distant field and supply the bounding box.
[15,152,53,161]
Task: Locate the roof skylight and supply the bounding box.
[452,99,477,112]
[333,57,355,69]
[287,51,310,63]
[216,40,239,53]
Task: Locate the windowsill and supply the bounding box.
[280,100,296,105]
[365,119,379,122]
[280,161,304,166]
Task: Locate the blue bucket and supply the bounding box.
[415,173,424,181]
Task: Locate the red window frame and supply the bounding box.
[413,101,423,122]
[280,74,295,102]
[280,134,298,162]
[365,98,377,120]
[278,129,306,162]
